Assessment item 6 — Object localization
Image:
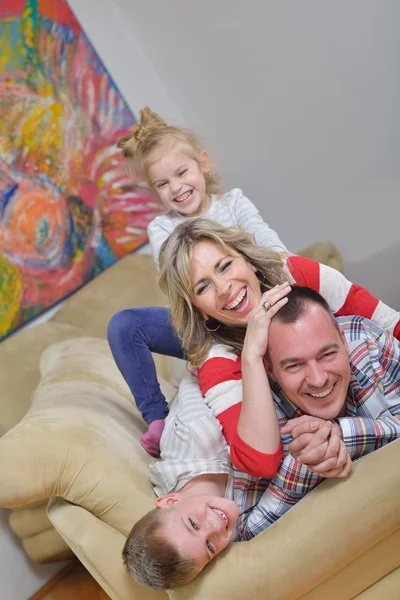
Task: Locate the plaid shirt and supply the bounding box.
[151,317,400,542]
[234,316,400,540]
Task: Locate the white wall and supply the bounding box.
[0,1,179,594]
[68,0,185,124]
[113,0,400,308]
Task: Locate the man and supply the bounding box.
[267,287,400,474]
[123,287,400,590]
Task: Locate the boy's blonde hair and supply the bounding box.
[158,219,288,367]
[118,107,221,194]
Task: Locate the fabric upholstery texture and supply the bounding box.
[9,501,72,562]
[0,338,158,530]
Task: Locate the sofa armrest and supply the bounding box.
[169,440,400,600]
[47,498,167,600]
[353,567,400,600]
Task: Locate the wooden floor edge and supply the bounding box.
[29,560,75,600]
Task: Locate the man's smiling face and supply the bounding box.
[266,303,351,419]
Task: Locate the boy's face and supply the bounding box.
[156,492,239,571]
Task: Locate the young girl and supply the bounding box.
[107,107,288,457]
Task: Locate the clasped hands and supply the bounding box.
[281,415,352,478]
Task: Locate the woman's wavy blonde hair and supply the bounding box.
[158,219,289,367]
[117,107,221,195]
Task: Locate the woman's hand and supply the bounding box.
[242,282,291,361]
[238,282,291,467]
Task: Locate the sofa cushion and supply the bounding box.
[22,527,73,563]
[8,502,73,564]
[0,337,174,535]
[0,322,87,435]
[299,240,343,272]
[9,501,54,539]
[53,253,166,339]
[51,252,172,381]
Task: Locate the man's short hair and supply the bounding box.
[274,285,339,330]
[123,507,198,590]
[266,286,340,365]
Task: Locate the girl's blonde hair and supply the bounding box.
[158,219,288,367]
[117,107,221,195]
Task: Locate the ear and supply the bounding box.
[339,327,348,351]
[155,492,183,509]
[199,150,211,174]
[192,297,210,321]
[264,356,276,380]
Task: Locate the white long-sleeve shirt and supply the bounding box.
[147,188,287,268]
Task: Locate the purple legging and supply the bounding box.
[107,307,184,424]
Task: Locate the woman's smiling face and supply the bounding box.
[190,240,262,326]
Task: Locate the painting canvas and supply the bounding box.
[0,0,161,341]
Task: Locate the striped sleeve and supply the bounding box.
[287,255,400,339]
[198,345,283,477]
[228,189,288,253]
[150,375,231,496]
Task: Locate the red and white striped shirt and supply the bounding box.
[198,255,400,477]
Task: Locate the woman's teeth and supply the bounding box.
[225,288,247,310]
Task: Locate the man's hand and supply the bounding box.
[281,416,352,479]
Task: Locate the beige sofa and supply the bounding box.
[1,249,400,600]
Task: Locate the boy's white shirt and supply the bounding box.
[150,375,234,499]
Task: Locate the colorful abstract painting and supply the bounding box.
[0,0,161,340]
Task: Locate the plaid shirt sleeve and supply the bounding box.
[236,453,321,540]
[338,328,400,459]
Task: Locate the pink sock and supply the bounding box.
[140,419,165,458]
